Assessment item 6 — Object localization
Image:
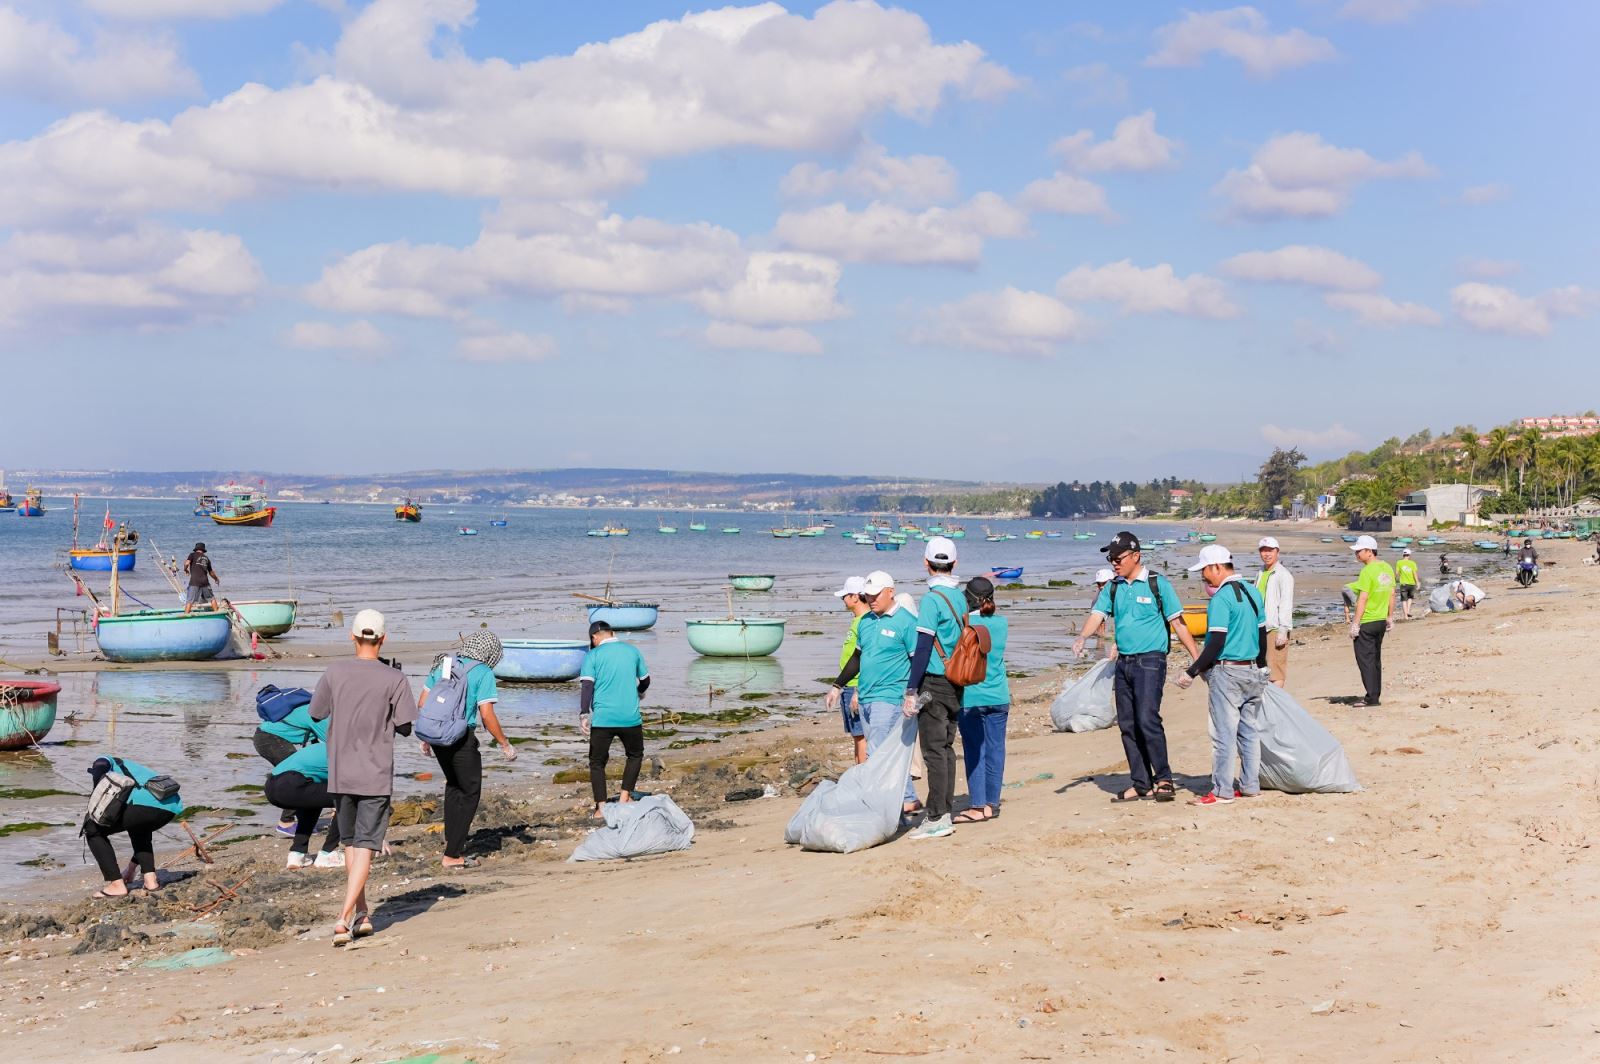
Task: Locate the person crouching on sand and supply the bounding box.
[579,621,650,818]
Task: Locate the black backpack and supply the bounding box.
[1108,571,1171,621]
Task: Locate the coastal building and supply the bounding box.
[1514,415,1600,438]
[1168,488,1191,507]
[1391,483,1495,532]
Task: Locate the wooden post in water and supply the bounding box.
[108,527,125,618]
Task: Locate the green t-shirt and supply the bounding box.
[1349,560,1396,623]
[837,613,864,689]
[423,657,500,729]
[960,613,1010,707]
[1395,558,1419,586]
[272,742,329,783]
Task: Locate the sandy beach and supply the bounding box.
[3,531,1597,1062]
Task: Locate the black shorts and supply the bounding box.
[334,794,392,851]
[1398,585,1416,601]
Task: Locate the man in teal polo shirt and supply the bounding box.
[1175,544,1268,806]
[579,621,651,816]
[827,569,919,812]
[1071,532,1200,803]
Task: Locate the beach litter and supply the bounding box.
[1258,687,1361,794]
[785,712,917,853]
[569,795,695,862]
[142,946,234,971]
[1050,659,1115,733]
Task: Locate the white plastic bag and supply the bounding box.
[569,794,696,862]
[784,712,917,853]
[1257,686,1361,794]
[1050,658,1116,732]
[1427,584,1454,613]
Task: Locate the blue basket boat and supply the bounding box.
[94,610,232,663]
[494,639,589,683]
[585,602,659,631]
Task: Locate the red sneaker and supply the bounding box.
[1234,790,1259,799]
[1191,792,1233,806]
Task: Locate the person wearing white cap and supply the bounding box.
[901,535,967,839]
[1342,536,1395,708]
[1394,547,1420,621]
[827,570,920,813]
[832,576,871,764]
[1175,545,1268,806]
[1255,538,1294,686]
[308,609,416,946]
[1092,568,1118,661]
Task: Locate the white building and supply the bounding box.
[1392,483,1495,532]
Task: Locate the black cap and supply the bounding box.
[964,575,995,610]
[194,542,206,552]
[588,620,614,639]
[1100,531,1141,559]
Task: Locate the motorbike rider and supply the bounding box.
[1517,538,1539,582]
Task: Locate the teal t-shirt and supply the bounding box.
[580,640,649,728]
[916,581,967,678]
[961,613,1010,707]
[1204,577,1266,661]
[857,605,918,704]
[1091,569,1181,654]
[272,742,329,783]
[258,703,328,745]
[111,756,183,815]
[423,656,500,728]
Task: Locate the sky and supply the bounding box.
[1,0,1596,484]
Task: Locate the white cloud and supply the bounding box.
[1261,423,1361,451]
[913,287,1087,356]
[1459,257,1519,279]
[781,143,958,208]
[693,252,845,326]
[1220,245,1382,290]
[702,321,822,355]
[0,4,199,104]
[1056,260,1240,319]
[0,224,261,330]
[1062,62,1128,107]
[773,193,1027,267]
[1457,182,1510,205]
[285,319,387,352]
[85,0,283,18]
[1338,0,1477,24]
[1016,173,1112,217]
[1215,132,1434,218]
[1323,292,1441,326]
[1051,111,1178,173]
[456,329,556,363]
[1450,282,1597,337]
[1146,7,1338,78]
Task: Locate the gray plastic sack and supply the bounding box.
[784,712,917,853]
[1428,584,1454,613]
[1050,658,1116,732]
[1257,685,1361,794]
[569,794,695,862]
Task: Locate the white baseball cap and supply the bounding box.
[1187,543,1233,571]
[1350,535,1378,551]
[1402,547,1412,555]
[923,535,957,564]
[833,575,867,598]
[1258,536,1280,550]
[862,570,895,595]
[350,608,386,639]
[1094,567,1115,584]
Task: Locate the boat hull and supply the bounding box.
[69,548,137,572]
[95,611,231,663]
[0,680,61,750]
[232,599,298,638]
[992,566,1023,580]
[1180,606,1208,638]
[685,618,786,657]
[395,509,421,522]
[586,603,659,631]
[211,508,276,527]
[874,542,900,551]
[495,639,589,682]
[18,504,44,517]
[729,575,775,591]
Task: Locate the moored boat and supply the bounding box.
[874,541,900,551]
[17,487,45,517]
[395,499,422,522]
[689,521,708,532]
[211,488,276,527]
[494,639,589,683]
[685,617,786,657]
[991,566,1023,581]
[658,517,678,534]
[194,492,221,516]
[490,517,508,527]
[231,599,298,638]
[1473,540,1501,551]
[585,602,659,630]
[721,526,741,534]
[94,610,231,663]
[458,527,478,536]
[68,547,137,572]
[729,574,775,591]
[0,679,61,750]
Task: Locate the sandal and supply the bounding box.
[952,809,990,824]
[332,922,352,947]
[1153,781,1176,803]
[353,912,374,938]
[1110,787,1149,803]
[442,856,479,870]
[95,888,128,899]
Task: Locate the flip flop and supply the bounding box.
[442,857,479,870]
[1110,788,1149,803]
[94,888,128,899]
[952,809,990,824]
[1153,781,1176,803]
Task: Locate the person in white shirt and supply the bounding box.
[1255,537,1295,687]
[1452,579,1486,610]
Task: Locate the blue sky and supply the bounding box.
[1,0,1595,483]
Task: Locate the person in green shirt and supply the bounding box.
[832,576,870,764]
[1394,548,1421,621]
[1343,535,1395,707]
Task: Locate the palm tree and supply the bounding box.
[1458,430,1482,496]
[1516,427,1542,502]
[1485,427,1514,492]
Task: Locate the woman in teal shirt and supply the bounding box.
[83,755,182,897]
[419,631,517,869]
[955,577,1009,823]
[264,743,343,869]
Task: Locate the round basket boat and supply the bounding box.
[728,574,775,592]
[495,639,589,683]
[0,680,62,750]
[1180,605,1208,638]
[585,602,659,631]
[684,618,786,657]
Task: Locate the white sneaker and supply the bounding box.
[908,814,953,839]
[285,852,312,869]
[313,849,345,869]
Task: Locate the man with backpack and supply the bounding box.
[1175,544,1268,806]
[417,631,517,869]
[309,609,416,946]
[1072,532,1200,803]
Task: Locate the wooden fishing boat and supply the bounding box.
[586,527,611,537]
[689,521,708,532]
[1073,532,1094,540]
[0,679,61,750]
[494,639,589,683]
[946,524,966,539]
[211,488,275,527]
[193,491,221,516]
[1197,533,1218,542]
[685,617,786,657]
[67,497,138,571]
[874,541,900,551]
[95,610,232,663]
[658,517,678,534]
[1340,534,1359,543]
[490,517,508,527]
[395,499,422,522]
[720,526,741,534]
[1044,531,1062,538]
[729,574,775,591]
[1024,530,1043,540]
[992,566,1023,581]
[604,524,630,537]
[458,527,478,536]
[0,477,13,510]
[231,599,298,638]
[17,487,45,517]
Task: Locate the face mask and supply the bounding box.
[1204,582,1220,597]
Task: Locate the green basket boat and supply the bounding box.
[728,575,776,592]
[0,680,60,750]
[684,618,786,657]
[232,599,298,638]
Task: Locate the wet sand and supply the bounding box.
[3,532,1596,1060]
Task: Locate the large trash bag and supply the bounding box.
[1257,686,1361,794]
[569,794,696,862]
[784,712,918,853]
[1428,584,1454,613]
[1050,658,1116,732]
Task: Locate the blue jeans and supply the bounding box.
[1206,665,1266,797]
[839,687,863,737]
[958,704,1009,810]
[862,700,917,804]
[1113,651,1170,793]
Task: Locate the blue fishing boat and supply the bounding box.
[494,639,589,683]
[585,602,659,630]
[991,566,1024,581]
[1473,540,1501,551]
[17,487,45,517]
[874,541,900,551]
[194,492,221,516]
[490,517,508,527]
[67,497,138,571]
[94,611,231,663]
[1341,534,1359,543]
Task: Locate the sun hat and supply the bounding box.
[1187,543,1233,571]
[923,536,957,564]
[833,575,868,598]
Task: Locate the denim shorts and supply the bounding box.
[839,687,863,737]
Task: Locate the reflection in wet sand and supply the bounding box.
[685,656,787,699]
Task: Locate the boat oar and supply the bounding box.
[571,592,618,606]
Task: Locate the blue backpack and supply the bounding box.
[415,657,482,747]
[256,684,313,724]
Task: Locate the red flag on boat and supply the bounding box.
[103,507,115,531]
